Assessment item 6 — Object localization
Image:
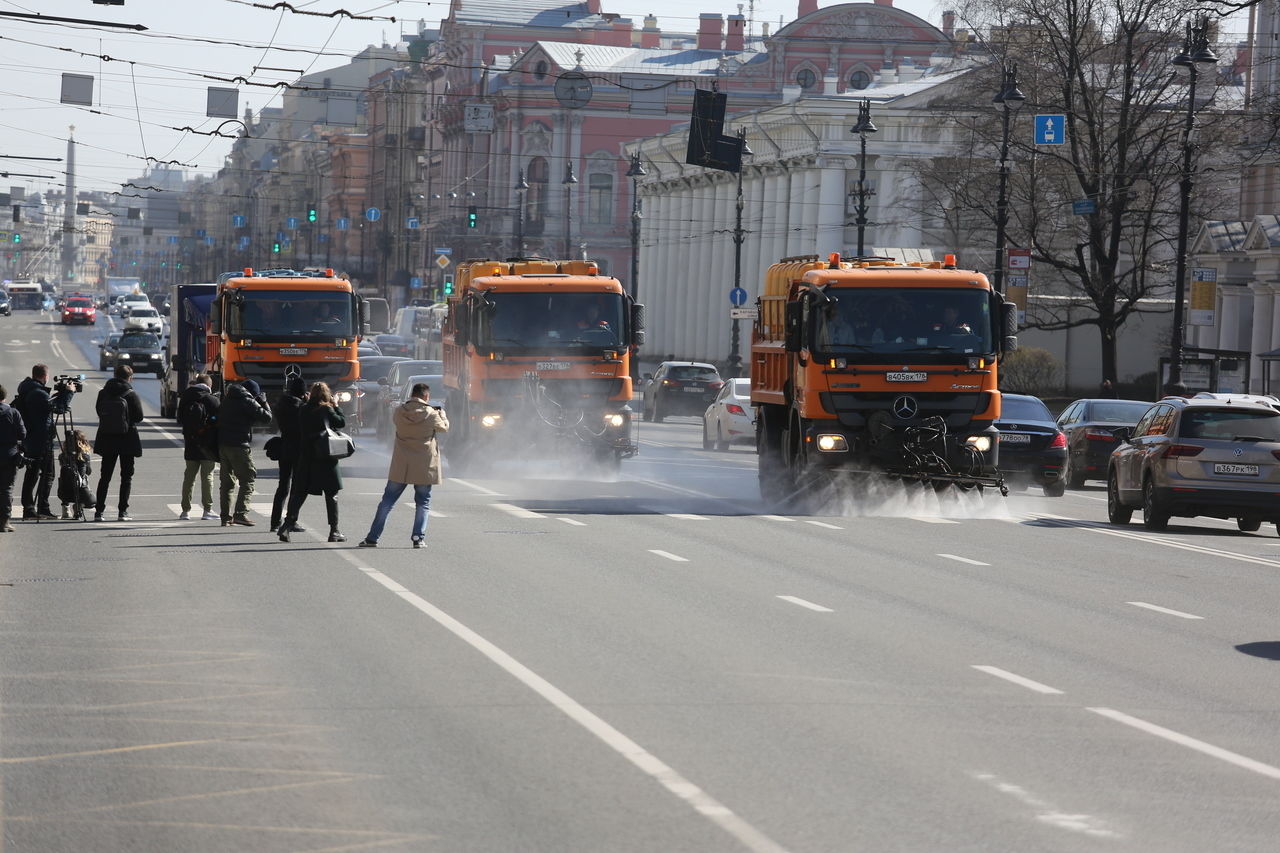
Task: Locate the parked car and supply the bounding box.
[995,393,1068,496]
[1108,393,1280,533]
[376,359,443,438]
[643,361,723,423]
[98,332,123,370]
[123,306,163,334]
[352,356,408,433]
[108,331,164,377]
[373,333,413,358]
[1056,398,1152,488]
[0,291,10,316]
[702,377,753,450]
[60,295,97,325]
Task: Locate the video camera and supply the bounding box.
[53,374,84,394]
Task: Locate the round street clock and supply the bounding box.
[554,71,593,109]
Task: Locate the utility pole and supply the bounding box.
[60,126,76,284]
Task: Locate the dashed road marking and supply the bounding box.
[776,595,833,613]
[1088,707,1280,780]
[803,520,844,530]
[557,517,586,526]
[648,549,689,563]
[938,553,991,567]
[451,478,504,497]
[761,515,794,522]
[1126,601,1203,620]
[971,665,1064,695]
[492,503,543,520]
[910,516,961,524]
[664,513,708,521]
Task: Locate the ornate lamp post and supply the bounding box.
[513,168,529,257]
[562,161,578,259]
[626,152,646,301]
[849,99,877,257]
[1166,18,1218,389]
[991,64,1025,295]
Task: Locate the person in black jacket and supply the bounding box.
[0,384,28,532]
[93,363,145,522]
[279,381,347,543]
[269,374,306,533]
[15,363,69,521]
[177,373,220,521]
[216,379,271,526]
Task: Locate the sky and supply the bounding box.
[0,0,1041,201]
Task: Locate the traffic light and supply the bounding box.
[11,233,19,244]
[466,206,477,229]
[443,277,454,296]
[272,241,281,254]
[307,204,317,223]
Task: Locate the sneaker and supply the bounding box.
[357,539,378,548]
[178,511,191,521]
[0,522,13,533]
[201,510,218,521]
[117,513,133,522]
[412,537,425,549]
[231,516,254,527]
[61,506,72,520]
[92,512,104,523]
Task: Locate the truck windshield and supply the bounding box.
[816,287,994,358]
[226,290,355,339]
[477,292,625,351]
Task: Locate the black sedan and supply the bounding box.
[642,361,724,422]
[996,393,1067,496]
[1055,397,1152,488]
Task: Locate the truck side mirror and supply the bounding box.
[784,301,804,353]
[631,302,646,348]
[358,300,371,335]
[210,302,222,335]
[1001,301,1019,353]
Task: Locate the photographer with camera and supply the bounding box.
[0,384,27,532]
[93,364,144,522]
[13,364,74,521]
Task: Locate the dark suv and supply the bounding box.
[110,331,165,377]
[643,361,724,422]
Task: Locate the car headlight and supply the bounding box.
[966,435,992,452]
[335,390,354,403]
[150,353,161,359]
[480,414,501,427]
[815,434,848,452]
[604,413,625,428]
[118,353,131,359]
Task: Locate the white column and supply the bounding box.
[682,181,710,359]
[1250,286,1274,392]
[1217,286,1244,350]
[815,162,845,257]
[785,168,805,256]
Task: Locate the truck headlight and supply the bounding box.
[965,435,992,452]
[815,434,848,452]
[480,414,501,427]
[336,390,354,403]
[604,413,625,428]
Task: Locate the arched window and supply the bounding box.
[533,60,549,81]
[526,157,548,235]
[587,172,613,224]
[848,69,871,90]
[795,67,817,89]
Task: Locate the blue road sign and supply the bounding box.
[276,231,285,241]
[238,236,250,248]
[232,214,246,228]
[729,286,749,307]
[286,217,298,229]
[336,217,350,231]
[1072,199,1096,215]
[365,207,382,222]
[195,229,206,238]
[204,236,215,246]
[409,276,423,289]
[317,233,328,243]
[167,235,179,244]
[1034,114,1066,145]
[433,247,452,255]
[406,216,420,229]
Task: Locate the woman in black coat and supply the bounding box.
[278,381,347,543]
[269,374,306,532]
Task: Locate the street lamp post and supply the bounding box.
[728,128,752,373]
[992,64,1025,295]
[849,100,877,257]
[513,168,529,258]
[625,152,646,301]
[562,161,578,259]
[1166,18,1218,389]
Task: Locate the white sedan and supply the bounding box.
[123,306,164,334]
[702,377,754,451]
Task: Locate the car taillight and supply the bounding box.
[1162,444,1204,458]
[1084,427,1116,441]
[726,403,746,415]
[1272,450,1280,461]
[708,381,724,390]
[1049,431,1067,448]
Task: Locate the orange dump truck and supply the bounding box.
[207,267,366,400]
[752,253,1019,500]
[442,258,644,469]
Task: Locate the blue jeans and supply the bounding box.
[365,481,432,543]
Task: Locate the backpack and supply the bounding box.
[179,394,210,434]
[98,393,131,436]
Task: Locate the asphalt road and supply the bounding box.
[2,308,1280,852]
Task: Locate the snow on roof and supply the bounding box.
[452,0,605,29]
[532,40,755,76]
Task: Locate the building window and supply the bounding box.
[534,61,549,81]
[587,173,613,224]
[848,70,871,90]
[527,157,548,235]
[795,68,817,89]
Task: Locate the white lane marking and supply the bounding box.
[450,478,503,497]
[1126,601,1204,620]
[938,553,991,567]
[492,503,543,520]
[665,513,708,521]
[29,339,39,344]
[761,515,794,522]
[334,555,790,853]
[146,420,183,447]
[971,772,1119,838]
[50,337,67,363]
[1045,518,1280,570]
[1088,707,1280,781]
[971,665,1064,695]
[910,516,960,524]
[803,520,844,530]
[648,549,690,563]
[402,505,446,518]
[776,595,833,613]
[557,517,586,526]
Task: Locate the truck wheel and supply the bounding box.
[1107,470,1132,525]
[1141,477,1170,531]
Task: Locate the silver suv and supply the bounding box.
[1108,393,1280,533]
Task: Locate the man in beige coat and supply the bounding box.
[357,383,449,548]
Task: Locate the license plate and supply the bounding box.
[1000,433,1031,444]
[886,372,927,382]
[536,361,570,371]
[684,387,704,393]
[278,347,308,356]
[1214,463,1259,476]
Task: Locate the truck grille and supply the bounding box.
[233,362,354,390]
[821,391,993,431]
[478,377,623,407]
